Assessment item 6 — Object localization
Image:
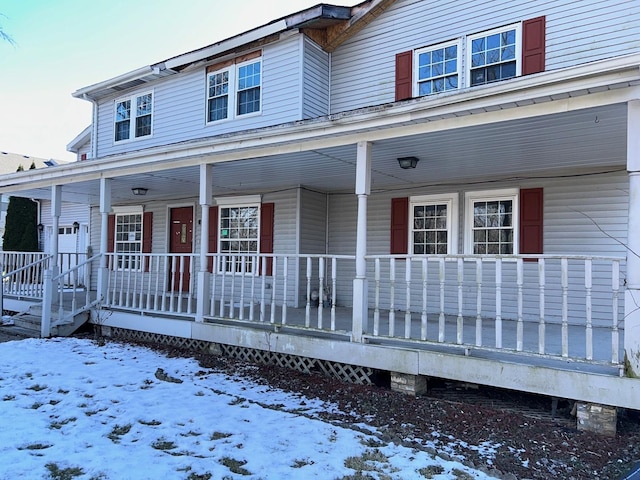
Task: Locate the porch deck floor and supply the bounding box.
[201,303,624,377]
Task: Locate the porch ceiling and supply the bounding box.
[15,102,627,206]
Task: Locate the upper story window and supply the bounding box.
[467,24,520,87]
[396,18,543,102]
[207,55,262,123]
[415,40,459,96]
[114,92,153,142]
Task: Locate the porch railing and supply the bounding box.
[104,253,198,316]
[205,254,355,333]
[365,254,625,366]
[0,253,52,313]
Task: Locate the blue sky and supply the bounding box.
[0,0,340,162]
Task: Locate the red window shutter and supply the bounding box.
[107,214,115,269]
[522,16,546,75]
[390,197,409,254]
[107,215,115,253]
[519,188,543,255]
[208,206,218,273]
[259,203,275,276]
[395,51,413,101]
[142,211,153,272]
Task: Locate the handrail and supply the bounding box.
[52,253,102,282]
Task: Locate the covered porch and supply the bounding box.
[2,56,640,416]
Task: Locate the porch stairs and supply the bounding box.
[9,303,90,338]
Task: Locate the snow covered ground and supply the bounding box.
[0,338,497,479]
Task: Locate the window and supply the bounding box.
[219,204,259,272]
[114,92,153,142]
[415,40,459,96]
[115,213,143,270]
[207,57,261,123]
[465,189,519,255]
[410,194,458,254]
[467,24,520,87]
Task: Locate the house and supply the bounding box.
[1,0,639,433]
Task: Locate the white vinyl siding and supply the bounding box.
[330,0,640,113]
[94,36,304,158]
[302,37,330,119]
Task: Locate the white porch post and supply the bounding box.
[97,178,112,304]
[196,164,213,322]
[352,141,372,342]
[625,99,640,376]
[42,185,61,337]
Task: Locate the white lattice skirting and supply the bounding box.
[109,327,374,385]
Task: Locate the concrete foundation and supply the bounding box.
[390,372,427,396]
[576,402,617,436]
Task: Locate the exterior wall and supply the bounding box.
[77,139,92,161]
[302,37,330,119]
[299,188,329,304]
[328,171,628,324]
[94,35,305,158]
[330,0,640,113]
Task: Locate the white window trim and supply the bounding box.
[409,193,459,255]
[464,188,519,255]
[113,90,154,143]
[112,209,146,272]
[206,57,262,125]
[465,23,522,88]
[215,197,263,274]
[413,39,461,97]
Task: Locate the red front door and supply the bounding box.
[169,207,193,292]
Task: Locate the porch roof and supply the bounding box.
[3,53,640,206]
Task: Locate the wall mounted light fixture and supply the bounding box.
[73,221,80,232]
[397,156,419,169]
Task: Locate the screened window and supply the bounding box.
[466,190,518,255]
[468,24,520,87]
[114,92,153,142]
[115,213,143,270]
[219,205,259,272]
[415,40,459,96]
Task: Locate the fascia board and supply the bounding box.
[164,20,288,71]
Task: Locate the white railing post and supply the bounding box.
[456,257,463,345]
[317,257,324,329]
[438,258,445,342]
[305,257,312,327]
[561,257,569,358]
[389,258,396,337]
[495,258,502,349]
[421,258,428,341]
[516,258,523,352]
[612,260,620,365]
[41,269,53,338]
[373,259,380,336]
[475,259,482,347]
[404,258,412,339]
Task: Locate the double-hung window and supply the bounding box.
[467,24,521,87]
[114,92,153,142]
[114,213,143,270]
[207,57,261,123]
[217,198,260,273]
[415,40,460,96]
[410,194,458,254]
[465,189,519,255]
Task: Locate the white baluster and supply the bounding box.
[475,259,482,347]
[495,258,502,349]
[438,258,445,343]
[585,259,593,360]
[318,257,324,329]
[538,258,546,355]
[421,258,428,341]
[282,256,288,325]
[389,258,396,337]
[456,258,463,345]
[612,260,620,364]
[373,259,380,336]
[561,257,569,358]
[305,257,312,327]
[516,258,523,352]
[270,256,277,324]
[405,258,412,339]
[330,258,337,331]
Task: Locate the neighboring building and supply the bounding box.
[0,152,63,250]
[1,0,639,430]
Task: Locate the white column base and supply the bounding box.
[351,278,368,343]
[196,271,211,323]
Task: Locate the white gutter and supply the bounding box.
[72,65,158,99]
[84,94,99,160]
